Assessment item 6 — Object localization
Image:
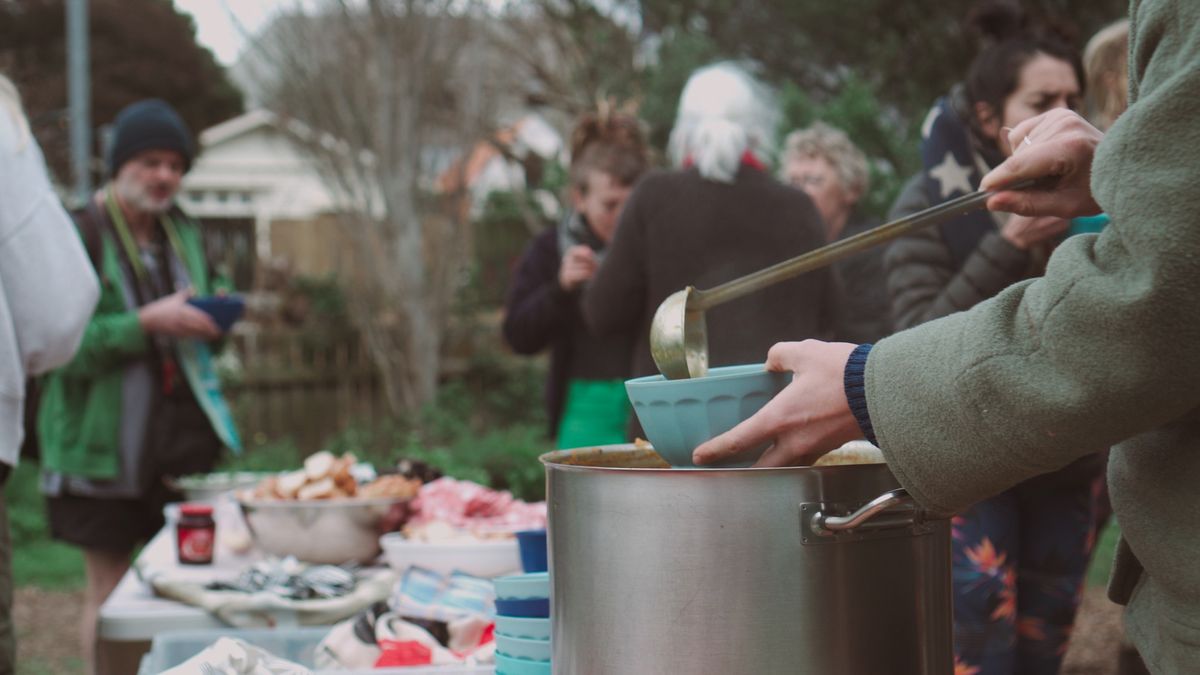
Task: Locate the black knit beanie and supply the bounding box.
[106,99,195,176]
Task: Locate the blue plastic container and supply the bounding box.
[187,295,245,332]
[495,633,552,661]
[625,363,791,468]
[514,529,547,573]
[494,572,549,601]
[495,652,552,675]
[1068,213,1110,237]
[494,616,551,640]
[495,597,550,618]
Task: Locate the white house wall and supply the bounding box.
[182,124,337,220]
[181,114,345,261]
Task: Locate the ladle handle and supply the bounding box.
[692,183,1028,310]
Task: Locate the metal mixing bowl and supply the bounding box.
[237,496,408,564]
[173,472,274,502]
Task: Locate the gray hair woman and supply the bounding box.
[780,122,889,342]
[584,62,840,384]
[667,61,780,183]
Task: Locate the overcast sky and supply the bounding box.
[172,0,290,66]
[174,0,638,69]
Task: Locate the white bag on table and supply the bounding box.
[160,636,312,674]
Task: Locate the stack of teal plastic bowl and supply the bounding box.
[494,572,550,674]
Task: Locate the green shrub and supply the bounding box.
[219,437,305,473]
[290,273,350,322]
[224,344,551,502]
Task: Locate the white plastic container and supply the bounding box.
[137,627,494,674]
[380,533,521,578]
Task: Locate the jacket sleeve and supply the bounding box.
[0,129,100,378]
[53,302,148,378]
[581,181,649,336]
[883,174,1031,330]
[502,231,573,355]
[865,15,1200,516]
[50,222,149,379]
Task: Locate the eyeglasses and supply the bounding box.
[791,174,828,189]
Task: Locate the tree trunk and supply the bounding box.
[249,1,491,417]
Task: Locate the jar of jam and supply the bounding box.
[176,503,216,565]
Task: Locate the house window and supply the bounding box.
[200,218,255,290]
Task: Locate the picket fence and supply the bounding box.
[223,327,385,452]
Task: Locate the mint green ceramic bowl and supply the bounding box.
[625,363,791,468]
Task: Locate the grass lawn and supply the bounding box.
[1088,518,1122,588]
[8,462,84,590]
[8,462,86,675]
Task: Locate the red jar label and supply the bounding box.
[177,524,215,565]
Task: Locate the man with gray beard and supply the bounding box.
[36,99,242,672]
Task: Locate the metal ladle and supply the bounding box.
[650,183,1032,379]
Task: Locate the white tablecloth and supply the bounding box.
[98,510,261,641]
[99,500,392,641]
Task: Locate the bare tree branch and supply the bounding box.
[246,0,497,413]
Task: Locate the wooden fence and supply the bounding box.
[221,310,502,452]
[223,327,387,452]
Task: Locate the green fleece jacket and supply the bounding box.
[37,206,223,479]
[866,1,1200,670]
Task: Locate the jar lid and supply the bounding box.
[180,503,214,517]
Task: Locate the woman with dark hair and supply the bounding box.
[881,4,1101,673]
[502,109,648,448]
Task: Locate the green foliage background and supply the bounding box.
[0,0,244,186]
[624,0,1127,216]
[223,343,552,503]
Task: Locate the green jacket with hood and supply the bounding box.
[37,203,237,482]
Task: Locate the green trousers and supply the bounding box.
[556,379,630,450]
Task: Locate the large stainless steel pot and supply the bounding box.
[541,444,952,675]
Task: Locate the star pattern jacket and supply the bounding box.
[882,174,1038,332]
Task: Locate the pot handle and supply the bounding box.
[815,488,913,532]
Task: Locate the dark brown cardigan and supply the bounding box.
[583,167,841,378]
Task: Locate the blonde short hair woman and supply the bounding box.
[1083,20,1130,131]
[780,122,871,241]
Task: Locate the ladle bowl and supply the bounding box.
[648,287,708,380]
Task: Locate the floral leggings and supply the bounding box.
[951,463,1103,675]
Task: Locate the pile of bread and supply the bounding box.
[246,451,422,501]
